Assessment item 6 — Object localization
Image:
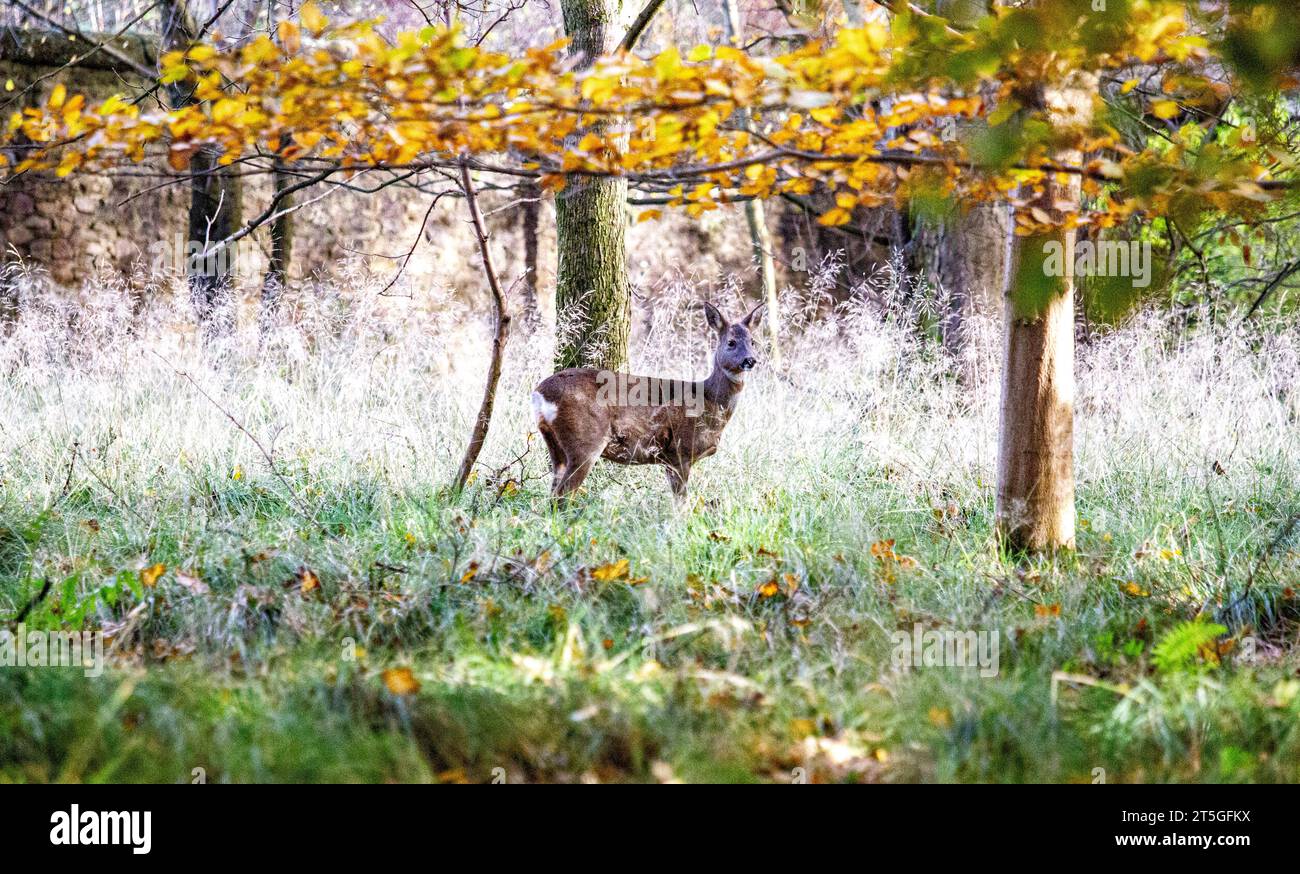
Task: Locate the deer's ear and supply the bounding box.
[742,302,766,330]
[702,301,727,333]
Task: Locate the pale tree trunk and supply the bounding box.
[722,0,782,367]
[995,77,1094,552]
[554,0,631,371]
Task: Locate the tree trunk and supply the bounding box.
[554,0,631,371]
[722,0,782,367]
[519,178,543,329]
[994,78,1093,552]
[918,202,1010,357]
[162,0,242,334]
[260,157,293,333]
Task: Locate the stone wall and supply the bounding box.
[0,29,754,311]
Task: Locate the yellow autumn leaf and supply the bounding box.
[140,563,166,588]
[818,207,852,226]
[300,1,329,37]
[277,19,301,54]
[48,83,66,110]
[592,558,629,582]
[1151,99,1179,119]
[55,151,82,177]
[382,667,420,695]
[297,567,320,593]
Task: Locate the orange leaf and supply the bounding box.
[592,558,629,582]
[383,667,420,696]
[298,567,320,593]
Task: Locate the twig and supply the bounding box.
[451,156,512,493]
[150,351,321,527]
[621,0,670,52]
[1241,259,1300,321]
[14,577,52,623]
[57,439,80,502]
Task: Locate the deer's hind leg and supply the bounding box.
[538,425,568,493]
[554,440,606,497]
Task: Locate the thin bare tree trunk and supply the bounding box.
[452,159,512,492]
[722,0,781,366]
[554,0,631,371]
[995,77,1093,552]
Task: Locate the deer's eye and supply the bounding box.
[727,340,737,348]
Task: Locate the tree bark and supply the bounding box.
[722,0,782,367]
[519,178,543,329]
[554,0,631,371]
[995,78,1093,552]
[260,157,293,332]
[917,202,1010,357]
[162,0,242,334]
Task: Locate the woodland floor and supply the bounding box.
[1,272,1298,783]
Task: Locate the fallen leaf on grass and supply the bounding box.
[296,567,320,594]
[382,667,420,696]
[592,558,629,582]
[1121,581,1149,597]
[140,563,166,588]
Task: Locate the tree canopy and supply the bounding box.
[5,0,1297,246]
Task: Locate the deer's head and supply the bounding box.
[703,301,765,381]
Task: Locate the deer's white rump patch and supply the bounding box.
[532,391,558,424]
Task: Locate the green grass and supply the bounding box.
[3,447,1298,783]
[1,276,1298,782]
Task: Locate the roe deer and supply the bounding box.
[532,301,764,500]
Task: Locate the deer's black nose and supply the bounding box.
[741,357,756,370]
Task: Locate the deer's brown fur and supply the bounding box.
[533,302,763,499]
